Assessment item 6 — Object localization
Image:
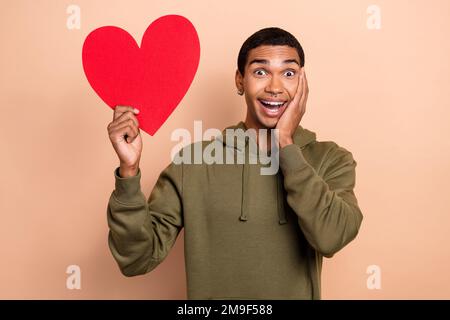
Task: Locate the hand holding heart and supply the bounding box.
[82,15,200,176]
[107,106,142,177]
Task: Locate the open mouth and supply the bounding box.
[257,99,287,117]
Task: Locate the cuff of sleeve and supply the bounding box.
[279,144,310,174]
[113,166,144,204]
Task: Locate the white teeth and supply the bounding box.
[261,100,284,106]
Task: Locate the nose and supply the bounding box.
[265,75,283,96]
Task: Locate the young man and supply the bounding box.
[106,27,363,299]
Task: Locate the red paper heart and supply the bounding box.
[82,15,200,135]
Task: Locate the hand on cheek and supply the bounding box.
[276,67,308,148]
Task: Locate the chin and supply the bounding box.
[259,117,278,129]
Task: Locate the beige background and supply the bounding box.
[1,0,449,299]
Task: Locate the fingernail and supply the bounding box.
[134,108,140,114]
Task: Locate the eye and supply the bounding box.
[284,70,296,77]
[254,69,267,76]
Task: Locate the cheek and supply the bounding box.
[244,78,266,97]
[286,83,298,99]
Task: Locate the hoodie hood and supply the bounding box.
[215,121,317,224]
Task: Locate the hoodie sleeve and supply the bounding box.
[107,161,183,276]
[279,143,363,258]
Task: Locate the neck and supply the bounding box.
[244,115,273,152]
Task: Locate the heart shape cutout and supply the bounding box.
[82,15,200,135]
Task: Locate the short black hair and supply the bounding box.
[237,27,305,76]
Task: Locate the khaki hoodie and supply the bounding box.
[107,121,363,299]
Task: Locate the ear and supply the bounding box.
[235,69,244,94]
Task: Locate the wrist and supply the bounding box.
[119,164,139,177]
[279,136,294,148]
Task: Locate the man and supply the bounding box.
[106,27,363,299]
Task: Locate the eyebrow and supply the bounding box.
[248,58,300,66]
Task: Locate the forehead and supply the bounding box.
[246,45,300,64]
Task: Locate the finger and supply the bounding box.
[111,122,139,143]
[113,105,133,121]
[300,69,308,105]
[300,70,308,115]
[291,68,304,106]
[109,113,139,135]
[126,125,140,143]
[111,120,138,136]
[108,118,139,136]
[113,105,139,121]
[111,111,139,128]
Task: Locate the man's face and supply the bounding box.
[236,45,301,129]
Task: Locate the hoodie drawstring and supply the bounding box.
[277,173,288,224]
[239,160,249,221]
[239,136,249,221]
[238,135,287,225]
